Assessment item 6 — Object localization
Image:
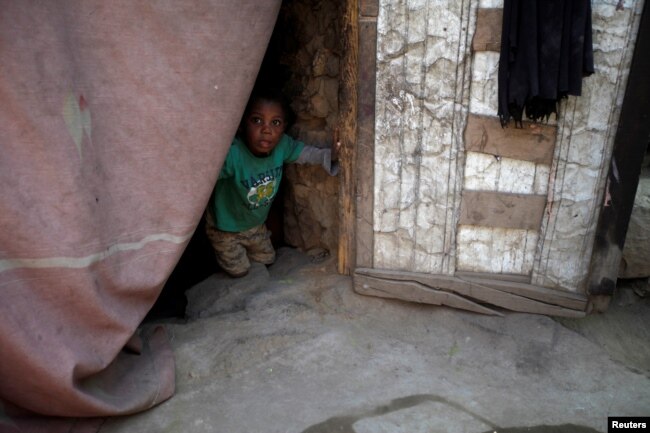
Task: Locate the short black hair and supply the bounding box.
[242,86,296,130]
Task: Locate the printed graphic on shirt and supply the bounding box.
[242,166,283,210]
[247,179,276,209]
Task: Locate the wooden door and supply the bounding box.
[347,0,644,317]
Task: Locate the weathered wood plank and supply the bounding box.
[459,191,547,231]
[456,273,587,311]
[354,18,378,269]
[355,268,587,317]
[355,274,503,316]
[464,114,556,165]
[337,0,359,275]
[472,8,502,52]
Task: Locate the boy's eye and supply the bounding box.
[272,119,283,127]
[251,117,262,124]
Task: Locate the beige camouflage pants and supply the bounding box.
[204,212,275,277]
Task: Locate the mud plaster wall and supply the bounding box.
[276,0,341,256]
[373,0,645,292]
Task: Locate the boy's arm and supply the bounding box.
[294,130,341,175]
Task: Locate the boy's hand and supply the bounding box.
[332,128,341,162]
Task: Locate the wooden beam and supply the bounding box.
[355,268,586,317]
[464,114,556,165]
[472,8,502,52]
[456,272,587,311]
[360,0,379,17]
[337,0,359,275]
[354,11,378,269]
[459,191,547,231]
[355,274,503,316]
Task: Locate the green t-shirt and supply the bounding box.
[212,134,304,232]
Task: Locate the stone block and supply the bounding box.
[309,93,329,118]
[479,0,503,7]
[457,225,537,274]
[468,51,499,116]
[283,165,339,254]
[463,152,548,195]
[533,165,550,196]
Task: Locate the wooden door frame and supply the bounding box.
[337,0,363,275]
[344,0,378,273]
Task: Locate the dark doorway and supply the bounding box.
[146,0,349,320]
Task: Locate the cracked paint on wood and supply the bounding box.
[532,1,645,291]
[464,152,550,195]
[374,0,475,274]
[457,226,538,274]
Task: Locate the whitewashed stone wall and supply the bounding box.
[373,0,645,292]
[459,4,550,276]
[456,150,548,275]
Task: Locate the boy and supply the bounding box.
[206,88,340,277]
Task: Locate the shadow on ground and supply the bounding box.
[554,278,650,377]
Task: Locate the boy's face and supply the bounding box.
[243,99,286,157]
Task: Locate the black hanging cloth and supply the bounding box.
[497,0,595,127]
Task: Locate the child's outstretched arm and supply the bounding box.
[294,129,341,176]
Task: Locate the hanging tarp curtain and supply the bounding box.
[0,0,280,426]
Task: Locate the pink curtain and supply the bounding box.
[0,0,280,428]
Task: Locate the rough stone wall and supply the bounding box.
[278,0,341,255]
[373,0,644,292]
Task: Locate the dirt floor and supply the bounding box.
[99,248,650,433]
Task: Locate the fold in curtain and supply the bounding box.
[0,0,280,428]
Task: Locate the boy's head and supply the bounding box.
[240,87,294,157]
